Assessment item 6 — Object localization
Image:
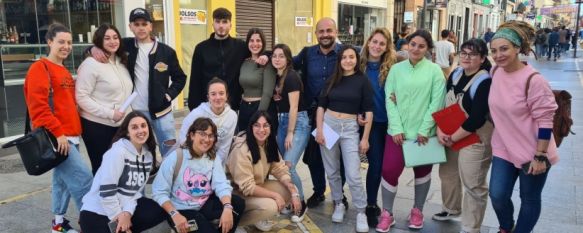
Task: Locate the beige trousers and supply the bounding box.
[439,122,493,233]
[236,180,291,226]
[442,67,452,79]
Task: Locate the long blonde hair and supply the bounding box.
[360,28,397,85]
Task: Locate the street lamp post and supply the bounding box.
[575,1,582,58]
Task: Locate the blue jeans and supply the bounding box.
[489,156,550,233]
[535,44,546,58]
[276,111,310,200]
[140,111,176,157]
[52,142,93,215]
[363,121,387,205]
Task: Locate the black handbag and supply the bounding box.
[1,61,67,176]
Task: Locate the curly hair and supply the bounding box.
[496,20,536,55]
[184,117,218,160]
[360,28,397,85]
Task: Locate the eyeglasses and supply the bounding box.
[195,131,215,140]
[459,52,480,59]
[252,123,271,129]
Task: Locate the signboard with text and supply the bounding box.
[179,9,207,25]
[295,17,313,27]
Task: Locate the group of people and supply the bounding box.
[534,26,579,61]
[23,6,559,233]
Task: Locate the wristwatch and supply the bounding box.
[534,154,551,167]
[169,210,178,217]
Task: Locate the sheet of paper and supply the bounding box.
[311,122,339,150]
[119,92,138,112]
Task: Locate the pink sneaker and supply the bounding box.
[408,208,424,229]
[375,209,395,232]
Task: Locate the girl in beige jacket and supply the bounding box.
[226,111,302,232]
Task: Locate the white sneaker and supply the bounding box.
[331,202,346,223]
[254,219,276,232]
[356,212,370,232]
[235,227,248,233]
[280,204,292,215]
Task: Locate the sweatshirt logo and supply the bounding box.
[154,62,168,72]
[175,167,212,205]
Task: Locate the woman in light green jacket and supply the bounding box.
[375,29,446,232]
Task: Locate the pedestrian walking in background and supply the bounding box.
[315,45,373,233]
[271,43,310,222]
[483,28,495,46]
[76,23,133,174]
[534,29,547,59]
[236,27,277,133]
[24,23,93,233]
[433,29,456,78]
[489,20,559,233]
[357,27,397,226]
[433,38,494,233]
[379,29,446,231]
[80,111,166,233]
[547,27,560,61]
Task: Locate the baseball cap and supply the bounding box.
[129,8,152,22]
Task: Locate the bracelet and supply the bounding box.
[291,193,300,199]
[169,210,178,217]
[224,203,233,210]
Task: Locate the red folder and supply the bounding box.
[432,104,480,151]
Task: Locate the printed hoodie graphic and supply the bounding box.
[175,167,212,205]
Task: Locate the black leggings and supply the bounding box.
[79,197,166,233]
[169,194,246,233]
[81,117,119,174]
[237,99,278,133]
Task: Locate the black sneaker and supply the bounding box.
[365,204,381,226]
[432,211,459,221]
[291,200,308,223]
[306,193,325,208]
[342,195,349,210]
[52,218,80,233]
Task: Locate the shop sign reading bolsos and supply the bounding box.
[179,9,207,25]
[295,17,313,27]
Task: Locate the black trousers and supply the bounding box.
[237,99,278,133]
[79,197,166,233]
[168,194,246,233]
[81,117,119,175]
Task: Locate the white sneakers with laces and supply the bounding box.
[331,202,346,223]
[356,212,370,232]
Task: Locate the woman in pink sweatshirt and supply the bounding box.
[488,21,559,233]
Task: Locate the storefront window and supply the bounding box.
[0,0,116,138]
[146,0,166,42]
[337,3,386,46]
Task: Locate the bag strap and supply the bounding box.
[172,147,184,186]
[25,61,54,134]
[468,71,491,99]
[451,67,464,85]
[524,72,541,99]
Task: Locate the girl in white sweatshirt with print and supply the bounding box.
[79,111,166,233]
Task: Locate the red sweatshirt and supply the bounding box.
[24,58,81,137]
